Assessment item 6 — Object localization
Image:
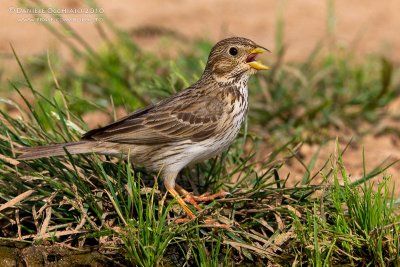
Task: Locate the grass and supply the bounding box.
[1,0,400,266]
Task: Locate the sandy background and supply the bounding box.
[1,0,400,191]
[1,0,399,64]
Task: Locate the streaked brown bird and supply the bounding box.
[17,37,270,221]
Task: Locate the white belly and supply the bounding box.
[164,102,246,172]
[156,84,248,174]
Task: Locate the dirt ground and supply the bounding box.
[1,0,400,65]
[275,97,400,192]
[1,0,400,193]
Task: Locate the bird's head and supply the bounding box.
[203,37,270,84]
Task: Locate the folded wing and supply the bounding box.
[82,89,224,144]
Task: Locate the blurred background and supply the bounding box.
[1,0,399,67]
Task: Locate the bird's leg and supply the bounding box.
[175,185,230,228]
[164,173,196,220]
[175,185,229,205]
[175,185,202,211]
[164,174,230,228]
[190,190,230,202]
[167,187,196,220]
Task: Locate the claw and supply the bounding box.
[169,183,229,224]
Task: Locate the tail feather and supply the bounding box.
[17,141,103,160]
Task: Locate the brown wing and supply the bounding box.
[82,89,224,144]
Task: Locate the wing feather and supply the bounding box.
[82,88,224,144]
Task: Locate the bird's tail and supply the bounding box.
[16,141,108,160]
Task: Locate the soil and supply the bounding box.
[0,242,121,266]
[1,0,399,68]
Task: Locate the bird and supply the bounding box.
[17,37,270,222]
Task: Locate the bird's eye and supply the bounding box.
[229,47,238,56]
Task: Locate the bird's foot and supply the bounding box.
[183,194,203,211]
[175,185,229,209]
[171,185,230,227]
[182,190,229,211]
[190,190,230,202]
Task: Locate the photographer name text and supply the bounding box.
[9,7,104,14]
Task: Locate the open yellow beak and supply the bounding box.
[246,47,269,70]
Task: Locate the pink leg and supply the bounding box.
[175,185,229,207]
[173,184,231,228]
[163,173,196,221]
[191,190,230,202]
